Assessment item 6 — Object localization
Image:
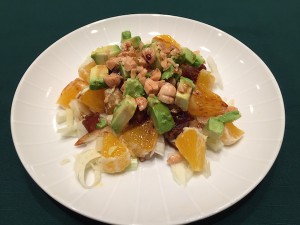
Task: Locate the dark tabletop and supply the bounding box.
[1,0,299,224]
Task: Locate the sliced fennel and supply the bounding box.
[74,149,102,188]
[203,160,211,178]
[206,136,224,152]
[76,120,88,138]
[69,99,91,122]
[56,109,67,124]
[170,161,193,186]
[126,158,139,171]
[66,108,74,126]
[170,159,211,185]
[207,56,223,90]
[153,135,165,157]
[57,124,77,137]
[56,108,77,137]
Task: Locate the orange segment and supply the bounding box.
[152,34,180,49]
[57,78,88,108]
[120,120,158,158]
[196,69,215,90]
[188,83,228,117]
[175,128,207,172]
[78,59,96,82]
[221,122,244,145]
[78,89,105,113]
[101,132,131,173]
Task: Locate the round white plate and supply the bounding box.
[11,14,285,225]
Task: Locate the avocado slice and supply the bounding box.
[206,118,224,138]
[204,110,241,138]
[128,36,142,49]
[121,31,132,42]
[217,110,241,123]
[121,31,141,49]
[150,42,162,70]
[193,54,205,68]
[123,78,145,98]
[91,45,121,65]
[111,95,137,134]
[147,97,175,134]
[142,43,152,49]
[181,47,196,65]
[173,47,204,68]
[89,65,109,90]
[175,77,195,111]
[96,117,107,129]
[119,63,130,79]
[161,65,174,80]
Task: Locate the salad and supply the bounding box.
[56,31,244,187]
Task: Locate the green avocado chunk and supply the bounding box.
[205,110,242,138]
[123,78,145,98]
[150,42,162,70]
[206,118,224,138]
[89,65,109,90]
[147,97,175,134]
[175,77,195,111]
[174,47,204,68]
[193,54,205,68]
[96,117,107,129]
[217,110,241,123]
[111,95,137,134]
[128,36,141,49]
[119,63,130,79]
[121,31,132,42]
[142,43,152,49]
[91,45,121,65]
[182,47,196,65]
[161,65,174,80]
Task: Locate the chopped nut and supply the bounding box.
[150,68,161,81]
[122,56,136,71]
[167,153,183,165]
[158,83,176,104]
[135,97,148,111]
[106,57,120,70]
[104,73,122,88]
[144,78,159,95]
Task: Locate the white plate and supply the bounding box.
[11,14,285,225]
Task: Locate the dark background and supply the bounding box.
[1,0,299,224]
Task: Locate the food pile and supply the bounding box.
[56,31,244,187]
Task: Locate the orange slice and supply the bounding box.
[175,128,207,172]
[196,69,215,90]
[78,58,96,82]
[57,78,88,108]
[120,120,158,158]
[221,122,244,145]
[78,89,105,113]
[153,34,181,49]
[188,83,227,117]
[100,132,131,173]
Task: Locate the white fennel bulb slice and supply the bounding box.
[170,161,193,186]
[207,56,223,90]
[74,149,101,188]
